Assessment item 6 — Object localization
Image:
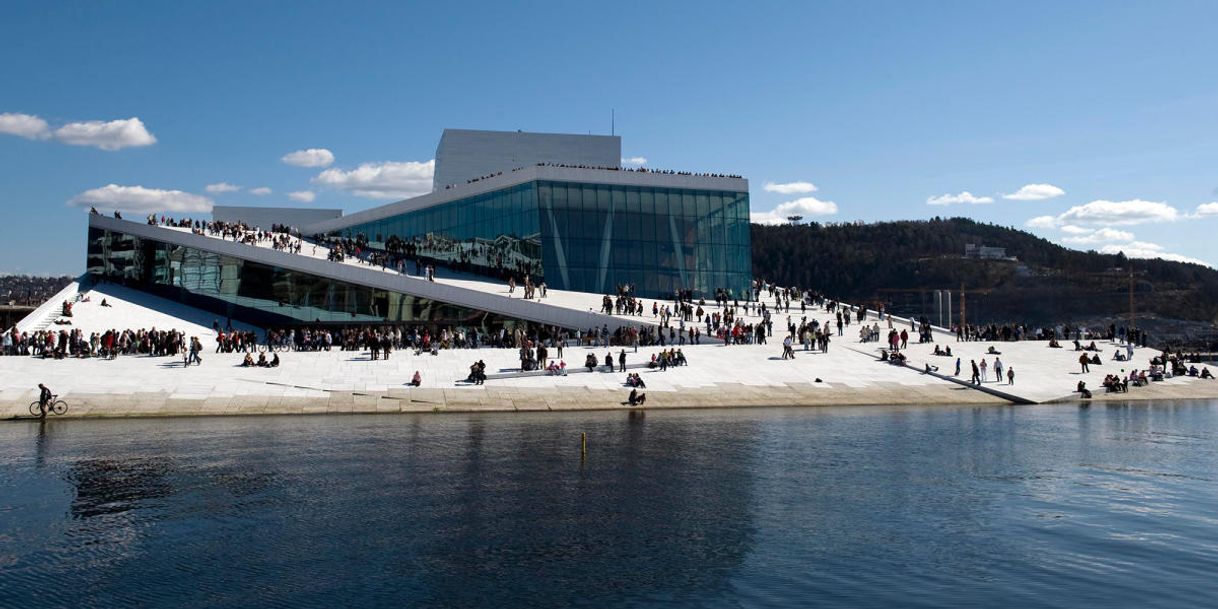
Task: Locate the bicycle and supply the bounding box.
[29,395,68,417]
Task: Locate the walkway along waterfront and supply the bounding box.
[4,281,1217,419]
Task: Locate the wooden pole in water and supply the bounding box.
[580,432,587,457]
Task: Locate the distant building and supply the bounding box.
[964,244,1011,260]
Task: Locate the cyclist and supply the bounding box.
[37,383,53,419]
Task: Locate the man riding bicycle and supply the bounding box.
[37,383,53,419]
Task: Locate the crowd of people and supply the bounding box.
[2,324,204,361]
[147,214,305,254]
[1073,348,1217,398]
[264,322,581,355]
[533,162,743,180]
[213,328,261,353]
[0,274,72,306]
[953,321,1151,347]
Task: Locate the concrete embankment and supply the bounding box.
[5,375,1216,421]
[2,381,1008,420]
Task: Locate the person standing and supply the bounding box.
[1079,353,1090,373]
[36,383,53,419]
[993,357,1003,383]
[189,336,203,366]
[970,360,980,385]
[618,349,626,372]
[1007,367,1015,385]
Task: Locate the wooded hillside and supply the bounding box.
[750,218,1218,329]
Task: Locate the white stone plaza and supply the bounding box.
[5,272,1215,419]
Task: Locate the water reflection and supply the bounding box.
[1,404,1217,608]
[67,458,175,519]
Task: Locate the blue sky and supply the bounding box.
[3,0,1218,274]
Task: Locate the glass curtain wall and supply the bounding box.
[537,181,750,297]
[336,183,543,281]
[328,180,752,299]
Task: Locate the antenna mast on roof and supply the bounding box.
[611,109,615,136]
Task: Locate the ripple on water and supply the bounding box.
[0,403,1217,608]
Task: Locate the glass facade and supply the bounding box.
[336,180,751,298]
[337,183,543,281]
[86,227,532,333]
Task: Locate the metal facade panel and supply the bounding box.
[433,129,621,190]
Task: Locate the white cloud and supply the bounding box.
[313,159,435,200]
[249,187,272,196]
[282,148,335,168]
[53,117,156,150]
[1059,225,1091,234]
[621,156,647,166]
[1194,202,1218,217]
[1057,199,1179,226]
[1061,227,1136,245]
[68,184,212,214]
[1002,183,1065,201]
[927,191,994,205]
[1027,199,1180,229]
[0,113,156,150]
[205,182,240,193]
[750,196,839,225]
[763,181,818,195]
[0,112,51,139]
[1098,241,1209,266]
[288,190,316,203]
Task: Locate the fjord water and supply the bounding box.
[2,403,1217,609]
